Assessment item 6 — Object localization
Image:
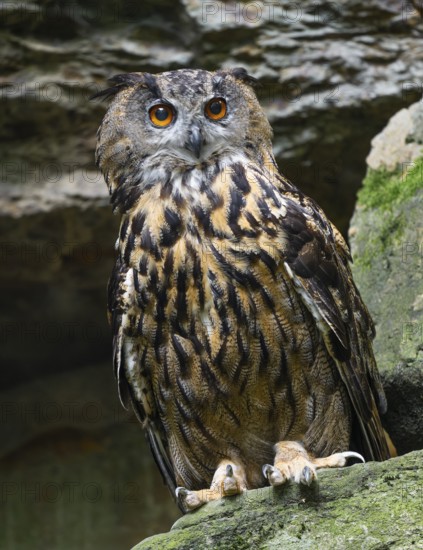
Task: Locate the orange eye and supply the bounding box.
[149,104,174,127]
[205,98,227,121]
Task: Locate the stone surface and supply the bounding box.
[134,450,423,550]
[0,173,118,386]
[349,101,423,455]
[366,103,423,171]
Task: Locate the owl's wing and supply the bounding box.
[107,258,177,497]
[277,189,389,460]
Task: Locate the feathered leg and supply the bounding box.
[262,441,364,486]
[176,458,247,512]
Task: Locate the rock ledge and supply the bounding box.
[134,451,423,550]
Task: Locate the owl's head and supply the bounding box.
[94,68,272,210]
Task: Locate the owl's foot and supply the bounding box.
[262,440,364,487]
[176,459,247,512]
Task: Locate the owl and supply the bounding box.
[93,68,394,512]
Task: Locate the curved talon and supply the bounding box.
[262,463,285,486]
[301,465,314,486]
[340,451,365,463]
[175,486,187,498]
[175,459,247,510]
[313,449,366,469]
[262,463,273,479]
[222,464,240,495]
[175,486,203,511]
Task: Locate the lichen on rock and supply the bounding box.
[349,101,423,455]
[134,451,423,550]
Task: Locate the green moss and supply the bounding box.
[351,158,423,269]
[133,452,423,550]
[358,156,423,210]
[353,210,405,270]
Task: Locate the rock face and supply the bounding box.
[366,103,423,172]
[0,175,118,386]
[349,100,423,455]
[134,450,423,550]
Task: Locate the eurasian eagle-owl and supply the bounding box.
[94,68,393,511]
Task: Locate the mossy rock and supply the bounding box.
[134,451,423,550]
[350,157,423,455]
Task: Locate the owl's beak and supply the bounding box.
[185,124,203,159]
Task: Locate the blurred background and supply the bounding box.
[1,1,423,548]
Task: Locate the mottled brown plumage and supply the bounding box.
[94,68,392,511]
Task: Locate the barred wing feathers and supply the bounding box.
[275,184,389,461]
[107,257,177,497]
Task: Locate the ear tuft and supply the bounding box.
[90,72,147,101]
[228,67,259,87]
